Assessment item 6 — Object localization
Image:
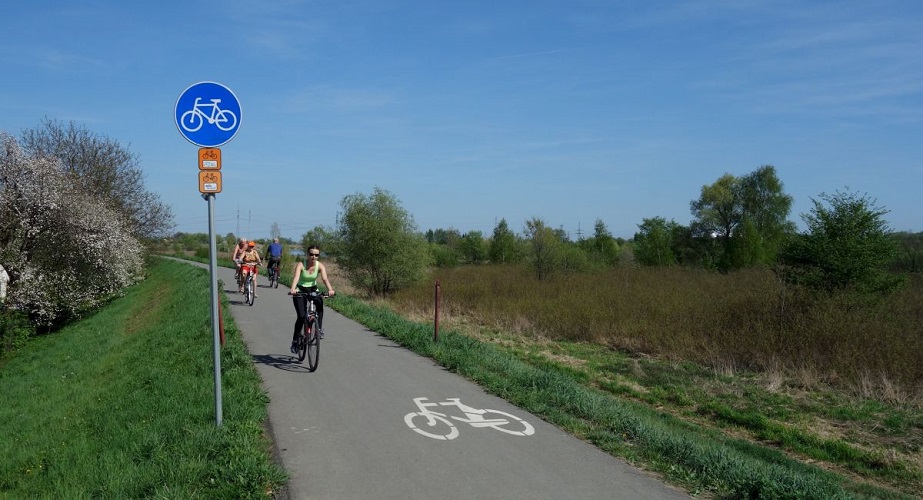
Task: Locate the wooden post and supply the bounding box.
[434,280,441,341]
[219,301,225,346]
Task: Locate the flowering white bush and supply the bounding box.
[20,119,174,239]
[0,133,144,326]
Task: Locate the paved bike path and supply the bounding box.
[211,263,688,499]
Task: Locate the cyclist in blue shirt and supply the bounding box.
[266,238,283,282]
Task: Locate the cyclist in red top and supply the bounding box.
[241,240,262,295]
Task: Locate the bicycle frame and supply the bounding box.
[269,261,280,281]
[411,397,508,427]
[191,97,228,125]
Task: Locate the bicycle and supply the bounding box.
[234,258,243,291]
[180,97,238,132]
[241,263,258,306]
[267,260,280,289]
[289,290,328,371]
[404,397,535,441]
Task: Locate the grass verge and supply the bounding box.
[158,254,919,497]
[327,294,913,499]
[0,259,285,498]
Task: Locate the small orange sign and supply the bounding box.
[199,148,222,170]
[199,170,222,193]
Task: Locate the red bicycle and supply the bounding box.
[268,260,281,288]
[241,263,258,306]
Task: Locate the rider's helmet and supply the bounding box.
[248,240,256,247]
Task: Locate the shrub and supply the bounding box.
[781,189,904,295]
[0,133,144,327]
[337,187,430,296]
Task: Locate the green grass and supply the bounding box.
[0,259,285,498]
[382,264,923,495]
[155,254,922,497]
[326,293,916,499]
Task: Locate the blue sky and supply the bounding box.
[2,1,921,240]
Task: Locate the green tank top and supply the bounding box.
[297,261,320,289]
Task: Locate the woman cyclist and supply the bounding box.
[241,240,262,295]
[289,245,336,352]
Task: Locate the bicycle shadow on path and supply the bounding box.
[223,286,255,306]
[252,353,316,374]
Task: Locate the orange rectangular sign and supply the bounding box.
[199,170,222,193]
[199,148,221,170]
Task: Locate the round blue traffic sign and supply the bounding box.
[175,81,242,147]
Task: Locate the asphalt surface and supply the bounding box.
[208,262,689,499]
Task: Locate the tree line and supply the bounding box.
[345,168,916,298]
[165,170,916,302]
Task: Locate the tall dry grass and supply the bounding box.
[390,265,923,400]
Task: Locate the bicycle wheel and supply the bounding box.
[404,413,459,440]
[215,109,238,131]
[305,319,319,371]
[472,410,535,436]
[297,330,307,362]
[246,278,255,306]
[180,110,203,132]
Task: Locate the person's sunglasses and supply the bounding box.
[309,253,320,257]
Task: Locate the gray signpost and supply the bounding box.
[175,82,242,426]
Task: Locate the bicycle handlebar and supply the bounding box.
[289,290,330,299]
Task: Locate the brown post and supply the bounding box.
[434,279,441,341]
[219,302,225,346]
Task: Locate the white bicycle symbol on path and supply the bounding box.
[180,97,238,132]
[404,397,535,441]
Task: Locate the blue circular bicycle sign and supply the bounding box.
[175,81,241,147]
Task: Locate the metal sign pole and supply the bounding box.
[207,192,223,426]
[177,81,238,428]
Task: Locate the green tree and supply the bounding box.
[489,218,520,264]
[633,217,679,266]
[559,243,591,273]
[336,188,429,296]
[524,217,561,280]
[427,227,462,248]
[891,231,923,273]
[737,165,795,265]
[428,243,461,268]
[460,230,488,264]
[690,165,794,270]
[301,225,340,257]
[781,189,903,295]
[591,219,620,266]
[691,174,738,240]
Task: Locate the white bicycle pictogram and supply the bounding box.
[404,397,535,441]
[180,97,238,132]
